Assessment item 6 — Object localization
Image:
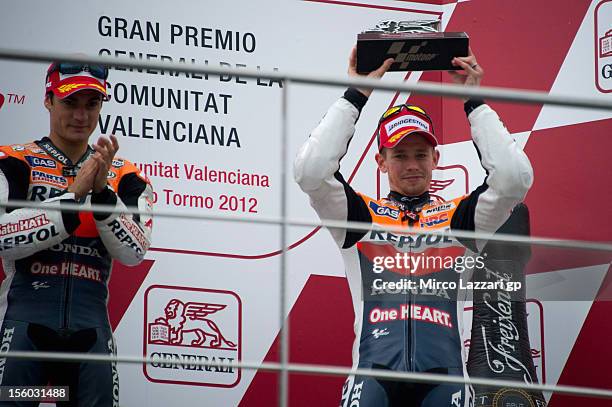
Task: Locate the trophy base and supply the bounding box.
[357,32,469,73]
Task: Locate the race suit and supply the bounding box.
[0,137,153,406]
[294,88,533,407]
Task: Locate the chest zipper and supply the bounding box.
[406,213,418,371]
[61,175,79,334]
[35,139,93,333]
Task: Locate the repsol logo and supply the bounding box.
[368,230,452,249]
[108,219,144,254]
[0,225,60,250]
[39,144,68,165]
[25,156,56,168]
[29,185,64,202]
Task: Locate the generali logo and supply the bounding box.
[595,0,612,92]
[143,285,242,387]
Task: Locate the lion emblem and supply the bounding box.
[154,299,237,348]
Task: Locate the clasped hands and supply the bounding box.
[67,135,119,200]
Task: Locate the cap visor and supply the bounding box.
[51,76,107,99]
[383,129,438,149]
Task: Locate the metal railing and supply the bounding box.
[0,48,611,406]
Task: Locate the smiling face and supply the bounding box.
[45,89,103,146]
[375,133,439,196]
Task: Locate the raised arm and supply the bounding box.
[449,50,534,248]
[294,48,392,248]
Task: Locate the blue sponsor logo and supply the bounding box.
[369,201,400,219]
[31,170,67,186]
[25,156,56,169]
[419,213,449,227]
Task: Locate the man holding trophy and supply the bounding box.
[294,21,536,407]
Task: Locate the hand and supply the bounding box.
[447,47,483,88]
[348,45,394,98]
[67,157,98,200]
[91,135,119,193]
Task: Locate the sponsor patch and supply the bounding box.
[384,114,430,136]
[11,145,25,151]
[463,300,546,383]
[30,261,102,283]
[422,202,455,217]
[372,328,389,339]
[112,159,125,168]
[25,156,56,169]
[420,212,449,227]
[0,213,50,236]
[369,201,400,219]
[31,170,67,187]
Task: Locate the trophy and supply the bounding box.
[356,20,469,73]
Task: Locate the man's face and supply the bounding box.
[375,134,439,196]
[44,90,103,144]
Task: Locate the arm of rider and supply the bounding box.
[90,135,153,266]
[448,49,534,244]
[293,47,393,246]
[295,46,393,195]
[347,46,395,98]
